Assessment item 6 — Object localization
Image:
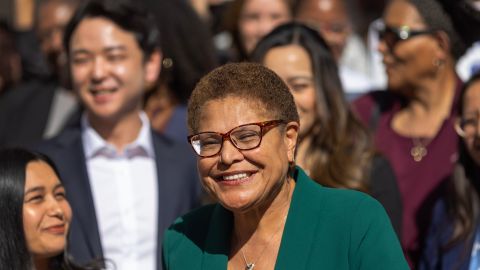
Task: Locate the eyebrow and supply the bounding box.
[71,45,127,55]
[104,45,127,53]
[53,183,65,192]
[25,186,45,195]
[25,183,64,195]
[287,76,313,82]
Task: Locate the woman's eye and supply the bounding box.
[26,195,44,203]
[236,132,258,142]
[201,139,220,148]
[462,118,477,127]
[55,192,66,199]
[292,84,308,91]
[289,80,313,92]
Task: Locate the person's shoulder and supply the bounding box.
[351,90,399,127]
[151,129,192,155]
[295,168,379,213]
[320,186,383,214]
[169,204,217,230]
[35,125,82,154]
[164,204,217,247]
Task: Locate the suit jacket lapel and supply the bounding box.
[275,168,323,270]
[59,131,103,259]
[153,130,183,270]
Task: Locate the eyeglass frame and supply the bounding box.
[187,119,287,157]
[377,23,436,50]
[455,112,480,138]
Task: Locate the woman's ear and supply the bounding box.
[433,31,451,61]
[284,121,299,163]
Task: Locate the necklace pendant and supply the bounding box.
[410,145,427,162]
[246,263,255,270]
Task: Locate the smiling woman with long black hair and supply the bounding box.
[0,148,103,270]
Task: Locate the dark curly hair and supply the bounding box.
[187,62,299,133]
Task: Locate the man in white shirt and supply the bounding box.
[36,0,202,269]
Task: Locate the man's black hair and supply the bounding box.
[63,0,161,58]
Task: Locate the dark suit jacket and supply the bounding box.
[0,79,81,148]
[418,199,472,270]
[163,167,409,270]
[0,79,56,147]
[36,125,202,270]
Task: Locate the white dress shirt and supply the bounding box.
[82,112,158,270]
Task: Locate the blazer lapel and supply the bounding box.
[202,205,232,270]
[58,131,103,259]
[275,168,324,270]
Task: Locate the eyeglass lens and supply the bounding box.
[190,124,263,157]
[459,113,480,137]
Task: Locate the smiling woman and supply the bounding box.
[351,0,480,266]
[162,62,408,270]
[0,148,102,270]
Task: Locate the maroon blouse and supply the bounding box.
[352,83,461,267]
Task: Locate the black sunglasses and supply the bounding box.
[378,25,435,50]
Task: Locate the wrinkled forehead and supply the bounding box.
[195,95,277,131]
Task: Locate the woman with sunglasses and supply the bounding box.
[419,73,480,269]
[352,0,480,267]
[0,148,104,269]
[162,62,408,270]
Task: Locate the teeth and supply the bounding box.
[223,173,249,181]
[90,89,115,95]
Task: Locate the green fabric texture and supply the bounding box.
[162,167,409,270]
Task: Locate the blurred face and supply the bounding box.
[195,96,298,212]
[0,29,21,93]
[69,17,160,124]
[263,45,316,137]
[239,0,291,54]
[23,161,72,258]
[37,1,75,86]
[379,0,442,92]
[296,0,351,61]
[459,81,480,165]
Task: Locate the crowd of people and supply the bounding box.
[0,0,480,269]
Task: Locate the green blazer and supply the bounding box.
[163,167,409,270]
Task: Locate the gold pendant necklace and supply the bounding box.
[410,138,431,162]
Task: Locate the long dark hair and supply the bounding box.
[0,148,99,270]
[445,72,480,251]
[251,22,372,192]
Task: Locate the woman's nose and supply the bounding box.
[47,197,65,219]
[219,139,244,165]
[377,38,389,55]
